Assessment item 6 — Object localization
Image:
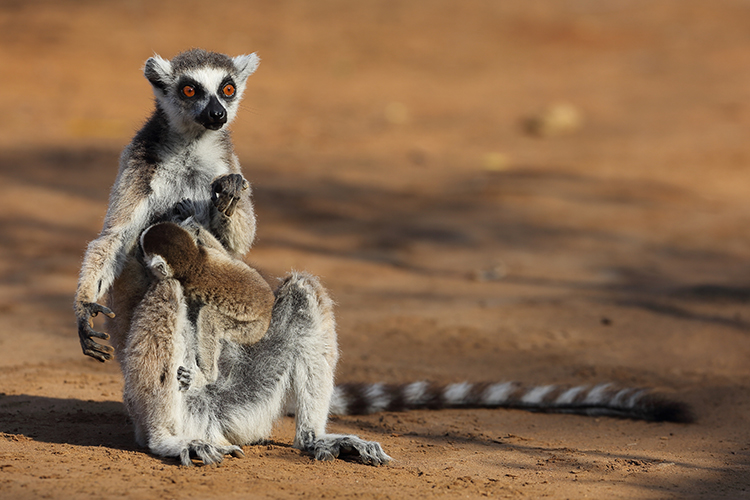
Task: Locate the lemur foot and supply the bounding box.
[211,173,248,217]
[177,366,192,392]
[179,440,245,467]
[306,434,391,466]
[76,302,116,362]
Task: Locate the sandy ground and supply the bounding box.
[1,0,750,498]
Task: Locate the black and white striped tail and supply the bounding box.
[330,381,693,423]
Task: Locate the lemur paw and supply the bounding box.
[307,434,391,466]
[211,173,248,217]
[180,440,244,467]
[177,366,192,392]
[76,302,116,362]
[173,199,198,222]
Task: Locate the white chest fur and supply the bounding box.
[149,134,230,215]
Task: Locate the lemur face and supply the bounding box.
[144,49,260,134]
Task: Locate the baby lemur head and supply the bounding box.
[144,48,260,135]
[140,222,203,281]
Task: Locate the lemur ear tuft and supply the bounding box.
[233,53,260,82]
[144,54,173,93]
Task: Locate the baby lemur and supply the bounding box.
[140,219,274,386]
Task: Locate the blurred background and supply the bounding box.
[1,1,750,496]
[2,0,749,375]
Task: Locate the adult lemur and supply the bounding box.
[75,48,390,465]
[75,48,261,363]
[75,49,691,467]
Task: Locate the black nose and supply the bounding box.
[199,95,228,130]
[209,107,225,121]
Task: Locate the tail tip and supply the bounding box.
[646,396,695,423]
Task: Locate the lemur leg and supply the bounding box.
[279,273,391,466]
[122,278,242,466]
[122,278,186,451]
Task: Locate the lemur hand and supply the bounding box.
[76,302,116,362]
[211,174,248,217]
[173,198,198,222]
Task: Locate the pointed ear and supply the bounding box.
[144,54,172,93]
[232,53,260,83]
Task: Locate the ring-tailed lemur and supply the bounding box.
[129,218,691,467]
[75,49,692,468]
[74,49,390,466]
[128,218,389,465]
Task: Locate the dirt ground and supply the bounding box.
[1,0,750,498]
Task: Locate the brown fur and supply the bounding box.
[141,221,274,381]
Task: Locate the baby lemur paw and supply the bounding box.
[177,366,192,392]
[211,173,248,217]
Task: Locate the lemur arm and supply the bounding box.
[209,155,256,257]
[74,167,153,362]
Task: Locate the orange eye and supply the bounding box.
[182,85,196,98]
[222,84,235,97]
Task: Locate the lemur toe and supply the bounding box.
[179,448,193,467]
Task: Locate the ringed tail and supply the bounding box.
[329,381,693,423]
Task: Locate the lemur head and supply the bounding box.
[140,222,203,280]
[144,49,260,135]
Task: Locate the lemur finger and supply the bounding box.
[230,447,245,459]
[202,448,223,466]
[85,325,111,340]
[89,303,115,319]
[82,336,114,354]
[223,196,240,217]
[314,448,337,461]
[363,443,391,466]
[83,349,111,362]
[211,191,231,213]
[82,340,114,362]
[189,441,224,466]
[173,199,196,221]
